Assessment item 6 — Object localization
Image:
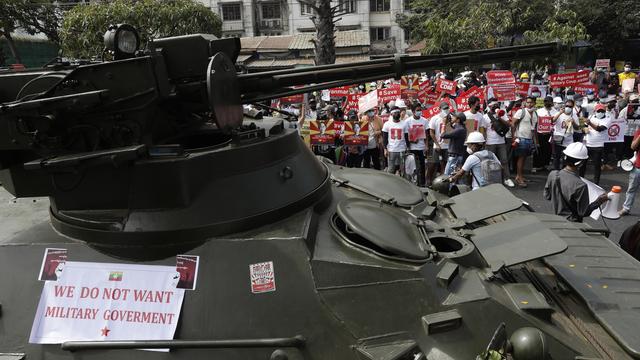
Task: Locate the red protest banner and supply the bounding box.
[330,86,350,98]
[573,84,598,96]
[401,89,418,100]
[455,86,485,112]
[279,94,304,104]
[417,81,430,103]
[424,102,444,119]
[575,70,590,84]
[486,70,515,85]
[488,84,516,102]
[436,79,456,95]
[378,85,401,104]
[537,116,553,133]
[549,71,591,87]
[515,82,530,96]
[344,93,361,113]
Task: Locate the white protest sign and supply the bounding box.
[607,118,626,143]
[30,261,184,346]
[595,59,610,69]
[358,90,378,114]
[622,78,635,93]
[581,177,605,220]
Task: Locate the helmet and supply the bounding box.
[431,175,451,195]
[520,73,529,79]
[509,327,548,360]
[465,131,485,144]
[395,98,407,108]
[594,103,606,112]
[553,96,563,104]
[563,142,588,159]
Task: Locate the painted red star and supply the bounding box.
[100,326,110,336]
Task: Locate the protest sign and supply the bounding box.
[310,120,335,144]
[549,71,590,87]
[607,119,626,143]
[424,102,443,119]
[487,84,516,102]
[39,248,68,281]
[486,70,515,85]
[30,261,185,345]
[279,94,303,104]
[249,261,276,294]
[378,85,401,105]
[344,93,361,113]
[537,115,553,133]
[417,80,431,103]
[622,78,635,93]
[334,121,345,137]
[330,86,350,98]
[321,89,330,101]
[595,59,610,69]
[573,84,598,96]
[343,121,369,145]
[408,122,427,142]
[436,79,457,95]
[401,75,419,91]
[515,82,530,96]
[455,86,484,112]
[358,90,378,114]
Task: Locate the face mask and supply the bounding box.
[532,92,541,98]
[440,109,449,116]
[392,113,401,121]
[554,104,561,110]
[625,67,631,72]
[367,111,374,117]
[596,112,605,119]
[474,104,481,111]
[466,146,474,155]
[414,111,422,118]
[564,107,572,115]
[566,95,574,100]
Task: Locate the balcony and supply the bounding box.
[259,19,283,30]
[222,20,244,32]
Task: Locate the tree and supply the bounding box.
[0,0,61,64]
[399,0,587,55]
[60,0,222,58]
[297,0,350,65]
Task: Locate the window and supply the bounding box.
[301,3,313,15]
[221,4,241,21]
[261,3,281,19]
[370,27,390,41]
[369,0,389,12]
[403,0,411,11]
[337,0,356,13]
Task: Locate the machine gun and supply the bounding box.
[0,25,559,258]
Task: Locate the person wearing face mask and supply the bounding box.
[382,106,409,175]
[449,132,501,190]
[483,101,514,187]
[463,96,485,135]
[553,96,564,112]
[511,96,539,187]
[429,102,451,177]
[620,95,640,159]
[603,96,622,171]
[362,108,383,170]
[441,112,468,177]
[589,63,611,92]
[579,103,611,184]
[551,99,580,170]
[406,103,429,186]
[618,62,637,86]
[298,99,318,147]
[532,96,556,172]
[544,142,610,222]
[582,89,598,117]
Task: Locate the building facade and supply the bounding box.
[196,0,410,54]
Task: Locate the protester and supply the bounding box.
[483,101,514,187]
[619,126,640,216]
[449,132,501,189]
[441,112,467,176]
[603,96,623,171]
[621,94,640,159]
[429,102,451,176]
[406,103,429,186]
[551,99,579,170]
[533,96,556,172]
[544,142,609,222]
[618,62,637,85]
[345,111,365,168]
[363,109,383,170]
[511,96,539,187]
[579,103,611,184]
[590,64,611,92]
[463,96,485,135]
[382,106,408,175]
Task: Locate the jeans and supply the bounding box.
[363,147,381,170]
[410,150,426,186]
[623,167,640,211]
[486,143,509,179]
[445,154,464,176]
[579,146,603,184]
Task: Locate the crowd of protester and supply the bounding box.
[249,61,640,221]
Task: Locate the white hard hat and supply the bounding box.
[553,97,563,104]
[465,131,485,144]
[395,98,407,108]
[563,142,588,159]
[388,100,396,107]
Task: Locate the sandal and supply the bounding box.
[516,179,528,187]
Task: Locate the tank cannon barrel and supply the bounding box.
[238,42,560,103]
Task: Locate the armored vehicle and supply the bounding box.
[1,25,639,359]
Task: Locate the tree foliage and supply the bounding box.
[60,0,222,58]
[400,0,590,55]
[297,0,350,65]
[0,0,61,63]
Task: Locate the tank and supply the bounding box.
[1,26,639,360]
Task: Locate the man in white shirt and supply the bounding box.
[483,101,514,187]
[579,103,611,184]
[511,96,539,187]
[463,96,485,135]
[551,99,579,170]
[406,103,429,186]
[533,96,557,171]
[428,102,451,177]
[382,106,409,175]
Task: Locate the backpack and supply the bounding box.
[471,151,503,186]
[487,111,510,137]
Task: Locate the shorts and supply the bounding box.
[388,151,403,167]
[513,138,533,157]
[430,148,448,163]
